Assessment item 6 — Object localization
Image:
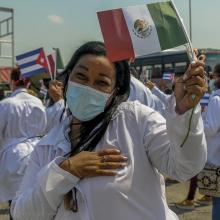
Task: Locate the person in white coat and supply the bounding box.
[129,75,165,115]
[45,80,65,132]
[0,67,47,205]
[11,41,207,220]
[202,64,220,220]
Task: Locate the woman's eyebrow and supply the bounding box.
[99,73,111,79]
[77,65,89,71]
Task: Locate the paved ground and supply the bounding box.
[0,181,212,220]
[166,181,211,220]
[0,203,9,220]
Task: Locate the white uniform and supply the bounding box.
[129,76,165,115]
[202,89,220,166]
[45,99,65,133]
[0,88,47,202]
[11,100,206,220]
[151,86,171,106]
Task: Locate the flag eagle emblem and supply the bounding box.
[132,19,152,39]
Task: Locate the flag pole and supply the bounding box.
[171,0,197,148]
[170,0,195,64]
[52,48,57,80]
[46,55,53,81]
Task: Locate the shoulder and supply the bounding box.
[130,76,150,93]
[114,101,164,123]
[129,76,154,106]
[19,92,44,105]
[0,96,13,105]
[37,116,71,153]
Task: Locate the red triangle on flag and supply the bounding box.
[47,52,56,76]
[36,49,49,71]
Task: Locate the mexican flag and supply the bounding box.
[97,1,188,61]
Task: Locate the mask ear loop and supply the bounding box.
[110,87,117,97]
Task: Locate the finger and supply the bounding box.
[84,165,99,171]
[186,65,205,79]
[98,148,121,156]
[186,85,205,98]
[49,80,57,86]
[97,162,126,169]
[191,59,205,68]
[193,48,198,57]
[185,76,206,87]
[198,54,206,63]
[55,81,63,88]
[99,155,128,163]
[95,169,117,176]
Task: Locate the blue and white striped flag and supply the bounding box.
[16,48,49,78]
[200,92,210,107]
[162,72,174,81]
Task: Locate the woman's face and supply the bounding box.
[69,54,116,94]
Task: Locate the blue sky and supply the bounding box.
[0,0,220,66]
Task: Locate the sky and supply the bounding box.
[0,0,220,66]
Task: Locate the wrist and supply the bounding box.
[59,159,83,179]
[175,105,186,115]
[59,159,69,172]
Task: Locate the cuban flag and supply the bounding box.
[162,72,174,81]
[16,48,49,78]
[47,51,56,79]
[200,92,210,107]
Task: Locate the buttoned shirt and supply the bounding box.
[12,100,207,220]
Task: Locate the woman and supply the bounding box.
[11,41,207,220]
[202,63,220,220]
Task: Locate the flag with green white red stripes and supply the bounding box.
[97,1,188,61]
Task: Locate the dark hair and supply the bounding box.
[62,41,130,156]
[214,63,220,89]
[10,67,27,87]
[61,41,130,211]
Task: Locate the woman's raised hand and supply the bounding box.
[174,53,207,114]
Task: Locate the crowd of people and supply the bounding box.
[0,41,219,220]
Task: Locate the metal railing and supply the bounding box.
[0,7,14,67]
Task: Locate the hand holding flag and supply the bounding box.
[48,80,63,102]
[174,54,206,115]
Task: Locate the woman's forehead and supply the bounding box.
[77,54,112,67]
[75,54,116,77]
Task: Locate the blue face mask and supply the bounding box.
[66,81,112,121]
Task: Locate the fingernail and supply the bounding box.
[182,74,187,81]
[122,156,128,161]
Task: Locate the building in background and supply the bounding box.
[131,48,220,92]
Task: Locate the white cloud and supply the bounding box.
[47,15,63,24]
